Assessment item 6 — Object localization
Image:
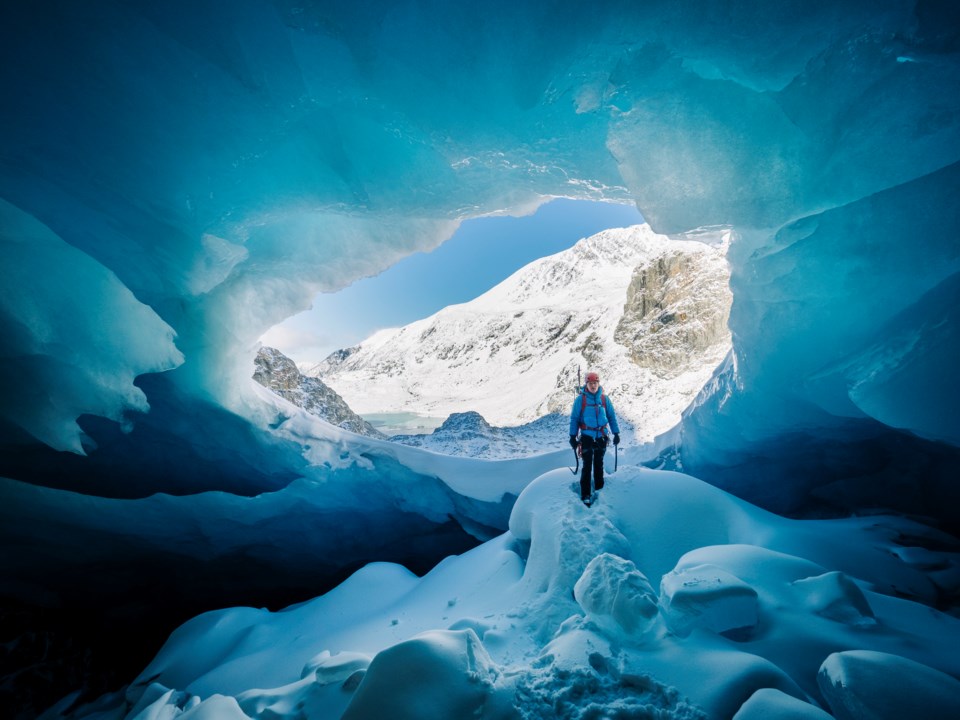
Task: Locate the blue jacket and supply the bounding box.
[569,386,620,439]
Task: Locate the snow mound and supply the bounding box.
[660,564,759,638]
[733,688,834,720]
[89,466,960,720]
[342,629,500,720]
[793,571,876,626]
[818,650,960,720]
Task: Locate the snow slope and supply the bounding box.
[315,224,732,442]
[58,467,960,720]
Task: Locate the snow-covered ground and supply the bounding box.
[54,463,960,720]
[314,224,732,444]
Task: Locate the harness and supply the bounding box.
[578,392,609,435]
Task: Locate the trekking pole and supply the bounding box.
[614,442,618,472]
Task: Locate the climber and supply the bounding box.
[569,371,620,506]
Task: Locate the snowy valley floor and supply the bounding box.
[51,467,960,720]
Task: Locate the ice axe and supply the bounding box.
[603,438,619,475]
[569,441,581,475]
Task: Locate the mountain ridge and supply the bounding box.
[253,347,384,438]
[313,223,733,442]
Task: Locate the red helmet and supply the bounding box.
[585,372,600,383]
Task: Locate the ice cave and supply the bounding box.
[1,1,959,719]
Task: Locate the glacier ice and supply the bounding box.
[675,163,960,522]
[0,200,184,454]
[1,0,957,518]
[2,0,960,715]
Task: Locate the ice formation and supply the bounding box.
[1,0,959,717]
[1,0,957,514]
[52,470,960,719]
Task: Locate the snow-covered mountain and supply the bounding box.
[253,347,384,438]
[313,224,732,442]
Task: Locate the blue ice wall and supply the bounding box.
[2,4,959,711]
[675,161,960,522]
[1,0,959,575]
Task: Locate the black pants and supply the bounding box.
[580,435,607,500]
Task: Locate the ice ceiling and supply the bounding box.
[1,0,960,599]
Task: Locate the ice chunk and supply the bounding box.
[659,564,758,638]
[818,650,960,720]
[573,552,659,635]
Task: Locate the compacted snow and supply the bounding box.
[56,465,960,720]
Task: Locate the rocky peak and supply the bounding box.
[614,247,732,379]
[253,347,384,438]
[253,346,301,391]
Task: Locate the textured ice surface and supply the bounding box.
[2,2,960,712]
[0,199,183,453]
[0,0,957,522]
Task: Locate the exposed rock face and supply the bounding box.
[615,244,732,379]
[253,347,384,438]
[314,224,732,442]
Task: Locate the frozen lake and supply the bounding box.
[362,412,447,436]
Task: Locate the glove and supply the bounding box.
[613,433,620,446]
[569,435,579,449]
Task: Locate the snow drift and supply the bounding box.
[58,468,960,719]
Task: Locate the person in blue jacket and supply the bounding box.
[569,371,620,506]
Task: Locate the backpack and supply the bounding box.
[577,391,608,434]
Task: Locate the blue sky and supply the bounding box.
[262,198,644,365]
